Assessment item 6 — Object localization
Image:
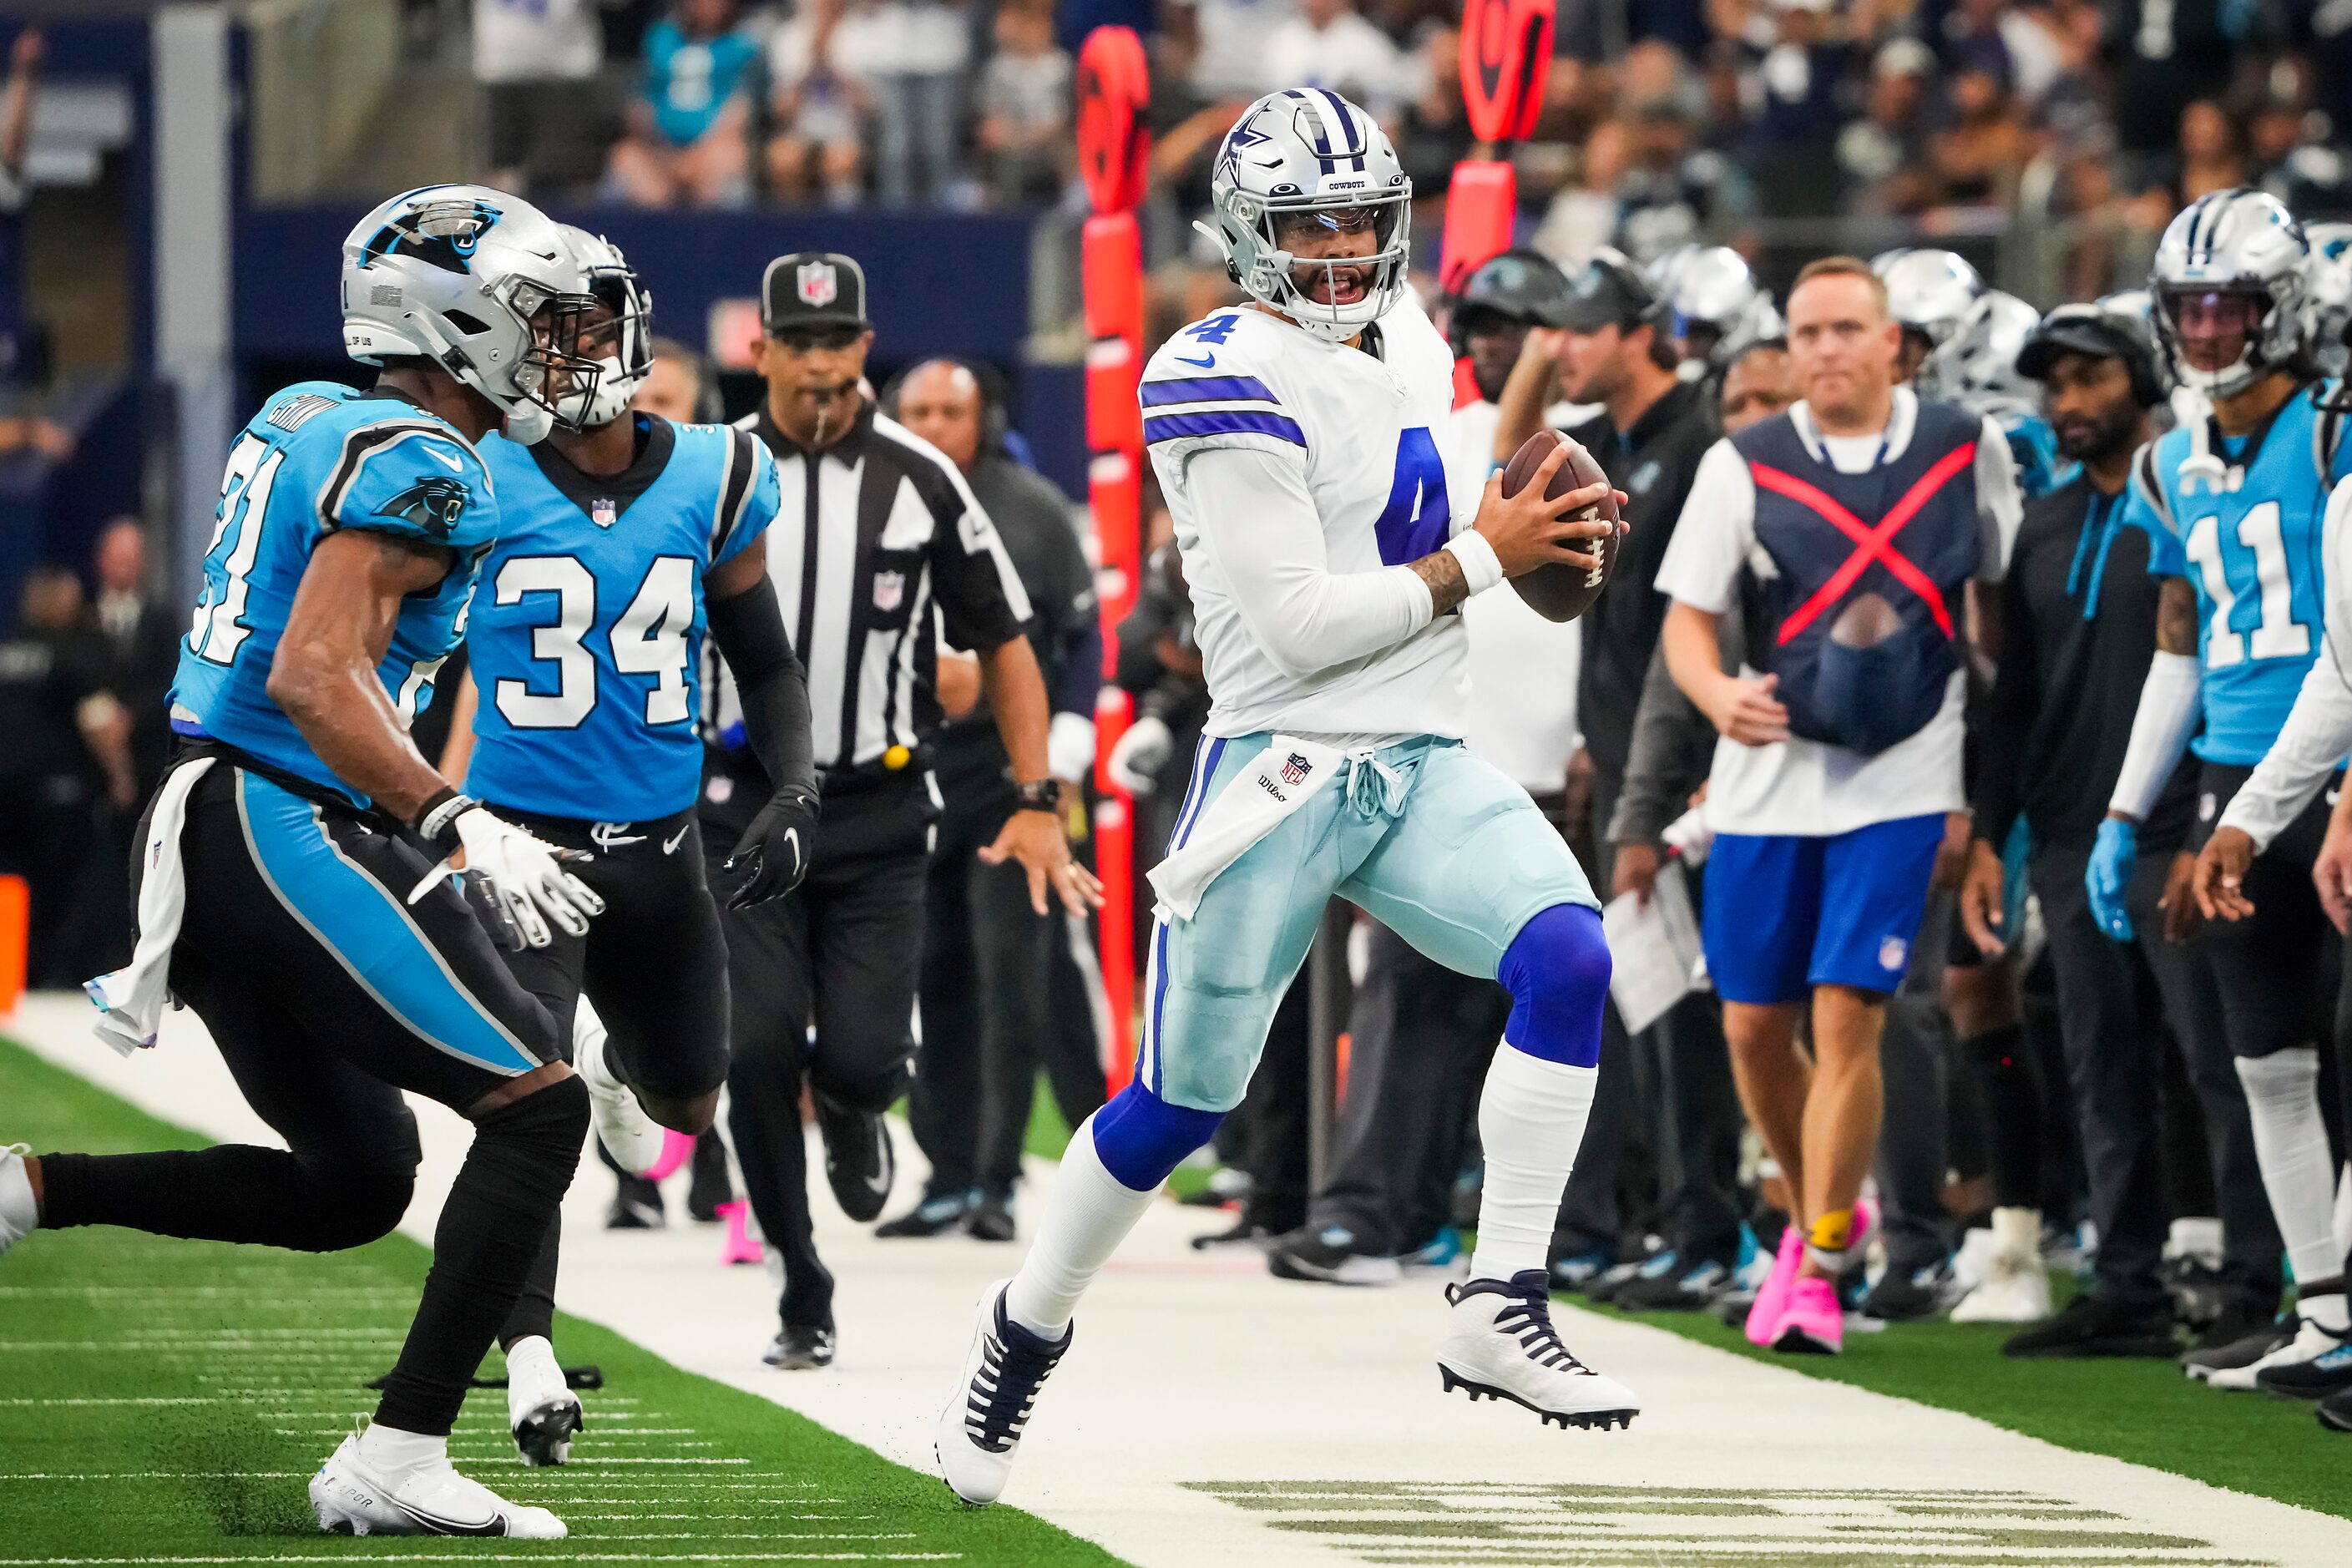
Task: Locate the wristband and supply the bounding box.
[417,791,480,852]
[1444,530,1505,596]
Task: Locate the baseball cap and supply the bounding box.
[2017,303,2166,405]
[761,251,869,334]
[1551,251,1660,333]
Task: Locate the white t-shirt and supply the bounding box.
[1186,0,1297,101]
[473,0,601,83]
[1263,13,1405,119]
[1652,387,2022,837]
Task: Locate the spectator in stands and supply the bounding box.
[1837,39,1936,215]
[606,0,761,208]
[1615,98,1759,264]
[473,0,605,194]
[1925,48,2035,212]
[866,0,974,205]
[2128,99,2247,231]
[87,518,177,797]
[2252,97,2352,221]
[1532,119,1630,268]
[766,0,873,207]
[1264,0,1406,127]
[1391,21,1472,195]
[1171,0,1294,105]
[634,334,721,422]
[1,27,39,394]
[975,0,1072,205]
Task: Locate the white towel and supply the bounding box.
[1146,736,1344,921]
[84,756,215,1057]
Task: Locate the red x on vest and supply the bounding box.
[1752,440,1976,645]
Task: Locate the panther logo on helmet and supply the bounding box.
[358,199,504,276]
[375,475,473,539]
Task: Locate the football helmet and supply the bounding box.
[1651,245,1782,368]
[1920,291,2041,412]
[1201,89,1411,341]
[2301,221,2352,377]
[341,185,594,444]
[2150,189,2308,398]
[1872,248,1986,358]
[559,228,655,430]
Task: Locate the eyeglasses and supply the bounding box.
[769,325,862,352]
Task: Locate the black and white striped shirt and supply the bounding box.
[706,401,1031,773]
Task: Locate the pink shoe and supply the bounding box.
[644,1130,697,1183]
[1770,1275,1844,1354]
[1744,1227,1804,1347]
[716,1201,762,1266]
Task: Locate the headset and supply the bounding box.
[879,357,1011,450]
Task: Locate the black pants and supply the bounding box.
[0,769,100,987]
[2034,833,2284,1308]
[1876,889,1960,1272]
[710,765,931,1331]
[912,780,1105,1201]
[1309,922,1502,1255]
[2195,763,2344,1063]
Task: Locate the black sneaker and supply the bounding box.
[2192,1297,2282,1353]
[966,1196,1017,1243]
[1548,1249,1615,1294]
[2319,1382,2352,1433]
[604,1175,665,1231]
[2253,1323,2352,1400]
[812,1092,894,1222]
[1582,1257,1651,1305]
[1614,1257,1736,1312]
[1266,1224,1404,1286]
[877,1191,975,1238]
[1860,1260,1953,1322]
[2183,1321,2292,1382]
[763,1323,837,1370]
[685,1130,731,1223]
[1190,1216,1274,1250]
[2001,1294,2179,1358]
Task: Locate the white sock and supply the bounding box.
[1469,1045,1597,1283]
[357,1420,448,1479]
[2235,1050,2341,1288]
[1003,1118,1155,1338]
[504,1333,559,1383]
[2300,1291,2349,1333]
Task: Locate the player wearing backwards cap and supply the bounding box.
[2106,190,2352,1394]
[431,227,812,1464]
[934,87,1632,1507]
[2,186,602,1536]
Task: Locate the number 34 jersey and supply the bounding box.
[2131,382,2352,766]
[465,415,779,823]
[1141,291,1466,741]
[170,382,498,807]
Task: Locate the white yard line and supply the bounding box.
[12,991,2352,1568]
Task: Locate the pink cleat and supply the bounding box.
[644,1130,697,1183]
[1744,1227,1804,1347]
[1770,1276,1844,1355]
[716,1201,762,1266]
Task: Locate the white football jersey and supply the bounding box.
[1141,291,1467,741]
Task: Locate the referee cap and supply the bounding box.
[762,252,869,334]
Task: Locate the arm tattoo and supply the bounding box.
[2157,577,2199,655]
[1409,549,1469,617]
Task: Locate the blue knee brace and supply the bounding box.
[1496,903,1610,1068]
[1088,1081,1225,1192]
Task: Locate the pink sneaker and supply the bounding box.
[1744,1227,1804,1347]
[1770,1275,1844,1354]
[716,1200,762,1266]
[645,1130,697,1183]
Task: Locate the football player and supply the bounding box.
[3,187,601,1536]
[432,229,813,1463]
[935,88,1633,1507]
[1873,246,1985,384]
[1925,291,2070,500]
[2102,189,2352,1392]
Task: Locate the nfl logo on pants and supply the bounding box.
[1281,752,1311,787]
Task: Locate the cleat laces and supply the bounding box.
[964,1313,1067,1454]
[1494,1292,1591,1375]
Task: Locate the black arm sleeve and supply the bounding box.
[706,574,818,802]
[1970,569,2037,847]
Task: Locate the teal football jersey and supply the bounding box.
[2131,382,2352,766]
[169,382,496,805]
[463,416,778,822]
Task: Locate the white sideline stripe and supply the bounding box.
[0,1558,962,1565]
[0,1398,214,1406]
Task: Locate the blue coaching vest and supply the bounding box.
[1734,399,1984,756]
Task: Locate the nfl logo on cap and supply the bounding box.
[591,498,617,529]
[798,261,838,307]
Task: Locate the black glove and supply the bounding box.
[722,788,819,908]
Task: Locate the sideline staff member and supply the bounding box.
[706,252,1102,1369]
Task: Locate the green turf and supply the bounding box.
[0,1036,1127,1565]
[1576,1279,2352,1521]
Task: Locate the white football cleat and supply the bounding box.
[575,999,663,1176]
[1950,1212,2051,1324]
[503,1336,582,1466]
[1437,1270,1640,1431]
[2208,1311,2347,1392]
[309,1434,565,1538]
[936,1279,1071,1506]
[1,1145,37,1259]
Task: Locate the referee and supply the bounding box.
[704,252,1102,1370]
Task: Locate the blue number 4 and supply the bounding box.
[1374,427,1450,568]
[1186,315,1240,346]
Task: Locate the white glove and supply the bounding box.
[1048,711,1098,785]
[1107,714,1172,797]
[409,806,604,948]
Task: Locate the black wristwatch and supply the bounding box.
[1013,777,1060,815]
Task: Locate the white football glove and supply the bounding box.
[1107,714,1172,797]
[409,807,604,948]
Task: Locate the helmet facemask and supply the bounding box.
[1222,186,1410,342]
[2157,285,2281,399]
[554,259,655,431]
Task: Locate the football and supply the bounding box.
[1497,427,1620,623]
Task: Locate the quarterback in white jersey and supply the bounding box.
[937,86,1635,1507]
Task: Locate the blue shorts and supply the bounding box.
[1702,814,1946,1004]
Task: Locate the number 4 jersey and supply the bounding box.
[2131,382,2352,766]
[464,415,779,822]
[170,382,498,807]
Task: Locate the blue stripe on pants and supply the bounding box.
[1144,736,1227,1097]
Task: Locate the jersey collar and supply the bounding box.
[528,413,677,524]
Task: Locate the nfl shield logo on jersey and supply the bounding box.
[590,498,618,529]
[873,570,904,611]
[798,261,838,307]
[1281,752,1311,787]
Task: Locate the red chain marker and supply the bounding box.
[1442,1,1555,377]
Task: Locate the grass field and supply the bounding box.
[0,1036,1127,1566]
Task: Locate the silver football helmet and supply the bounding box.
[1200,89,1411,341]
[340,185,595,443]
[2150,189,2308,398]
[1652,245,1782,369]
[1872,248,1986,363]
[1920,291,2041,412]
[559,228,655,430]
[2301,221,2352,377]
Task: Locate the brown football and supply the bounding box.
[1497,427,1619,624]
